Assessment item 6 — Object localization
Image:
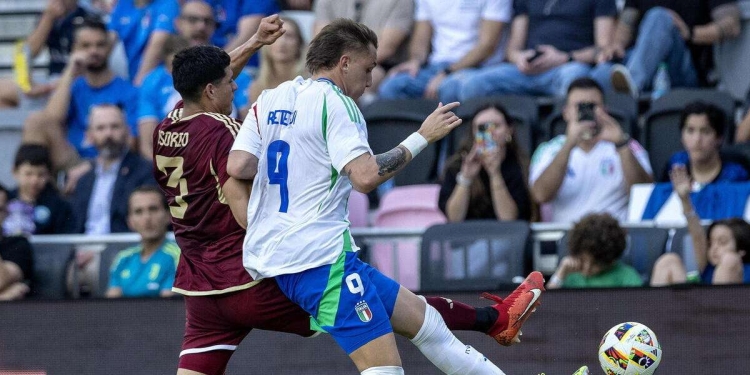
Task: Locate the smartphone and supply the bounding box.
[475,123,497,154]
[577,102,595,122]
[527,50,543,63]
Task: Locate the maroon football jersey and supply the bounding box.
[153,102,255,294]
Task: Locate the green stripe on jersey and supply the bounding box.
[328,166,339,191]
[345,96,361,123]
[316,251,346,327]
[333,89,356,123]
[322,96,328,144]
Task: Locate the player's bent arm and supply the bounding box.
[228,15,285,79]
[224,176,253,229]
[227,150,259,181]
[344,147,414,194]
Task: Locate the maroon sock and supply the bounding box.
[425,296,498,333]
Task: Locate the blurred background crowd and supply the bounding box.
[0,0,750,301]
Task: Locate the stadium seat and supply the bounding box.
[557,227,669,284]
[669,227,700,274]
[347,190,369,228]
[541,92,638,142]
[29,243,76,299]
[452,95,539,157]
[369,184,446,291]
[419,220,529,292]
[713,1,750,101]
[96,242,139,298]
[362,99,440,186]
[643,89,737,176]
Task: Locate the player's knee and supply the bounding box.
[361,366,404,375]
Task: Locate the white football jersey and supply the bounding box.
[232,77,371,279]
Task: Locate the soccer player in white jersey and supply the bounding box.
[228,19,545,375]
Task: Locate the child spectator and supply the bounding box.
[247,17,306,104]
[0,185,34,300]
[650,166,750,286]
[438,103,531,222]
[4,145,74,236]
[105,186,179,298]
[547,213,643,288]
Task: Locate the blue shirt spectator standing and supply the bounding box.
[108,0,180,85]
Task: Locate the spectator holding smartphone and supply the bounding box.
[529,78,653,223]
[439,103,532,222]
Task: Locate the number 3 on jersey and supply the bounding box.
[267,140,290,212]
[155,155,188,219]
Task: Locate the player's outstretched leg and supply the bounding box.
[390,286,506,375]
[425,271,545,346]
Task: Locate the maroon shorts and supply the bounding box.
[178,278,315,374]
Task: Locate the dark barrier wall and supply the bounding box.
[1,286,749,374]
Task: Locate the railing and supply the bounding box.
[29,221,702,290]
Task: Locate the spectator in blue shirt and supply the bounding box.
[0,0,101,109]
[108,0,180,85]
[661,101,749,186]
[22,18,138,179]
[207,0,281,69]
[105,186,180,298]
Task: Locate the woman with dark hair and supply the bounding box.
[438,103,531,222]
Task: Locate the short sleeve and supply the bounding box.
[594,0,618,18]
[137,72,160,122]
[415,0,431,22]
[627,140,653,176]
[483,0,513,23]
[153,1,179,32]
[232,102,263,159]
[385,0,416,32]
[216,116,244,187]
[159,256,176,291]
[123,84,140,136]
[313,0,335,23]
[513,0,529,16]
[325,94,372,173]
[242,0,281,16]
[529,139,562,185]
[108,253,126,289]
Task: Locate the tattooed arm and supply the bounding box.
[343,102,463,193]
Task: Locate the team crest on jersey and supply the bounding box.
[355,301,373,322]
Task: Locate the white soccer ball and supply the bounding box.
[598,322,662,375]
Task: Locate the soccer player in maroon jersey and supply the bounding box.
[156,15,542,375]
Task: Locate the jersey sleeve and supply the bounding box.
[325,93,371,173]
[214,116,244,187]
[529,139,561,185]
[483,0,513,23]
[154,1,179,32]
[137,72,160,122]
[232,102,263,158]
[628,140,653,176]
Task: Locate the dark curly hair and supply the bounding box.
[568,213,627,266]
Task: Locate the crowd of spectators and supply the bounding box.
[0,0,749,299]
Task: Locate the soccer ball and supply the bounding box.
[598,322,662,375]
